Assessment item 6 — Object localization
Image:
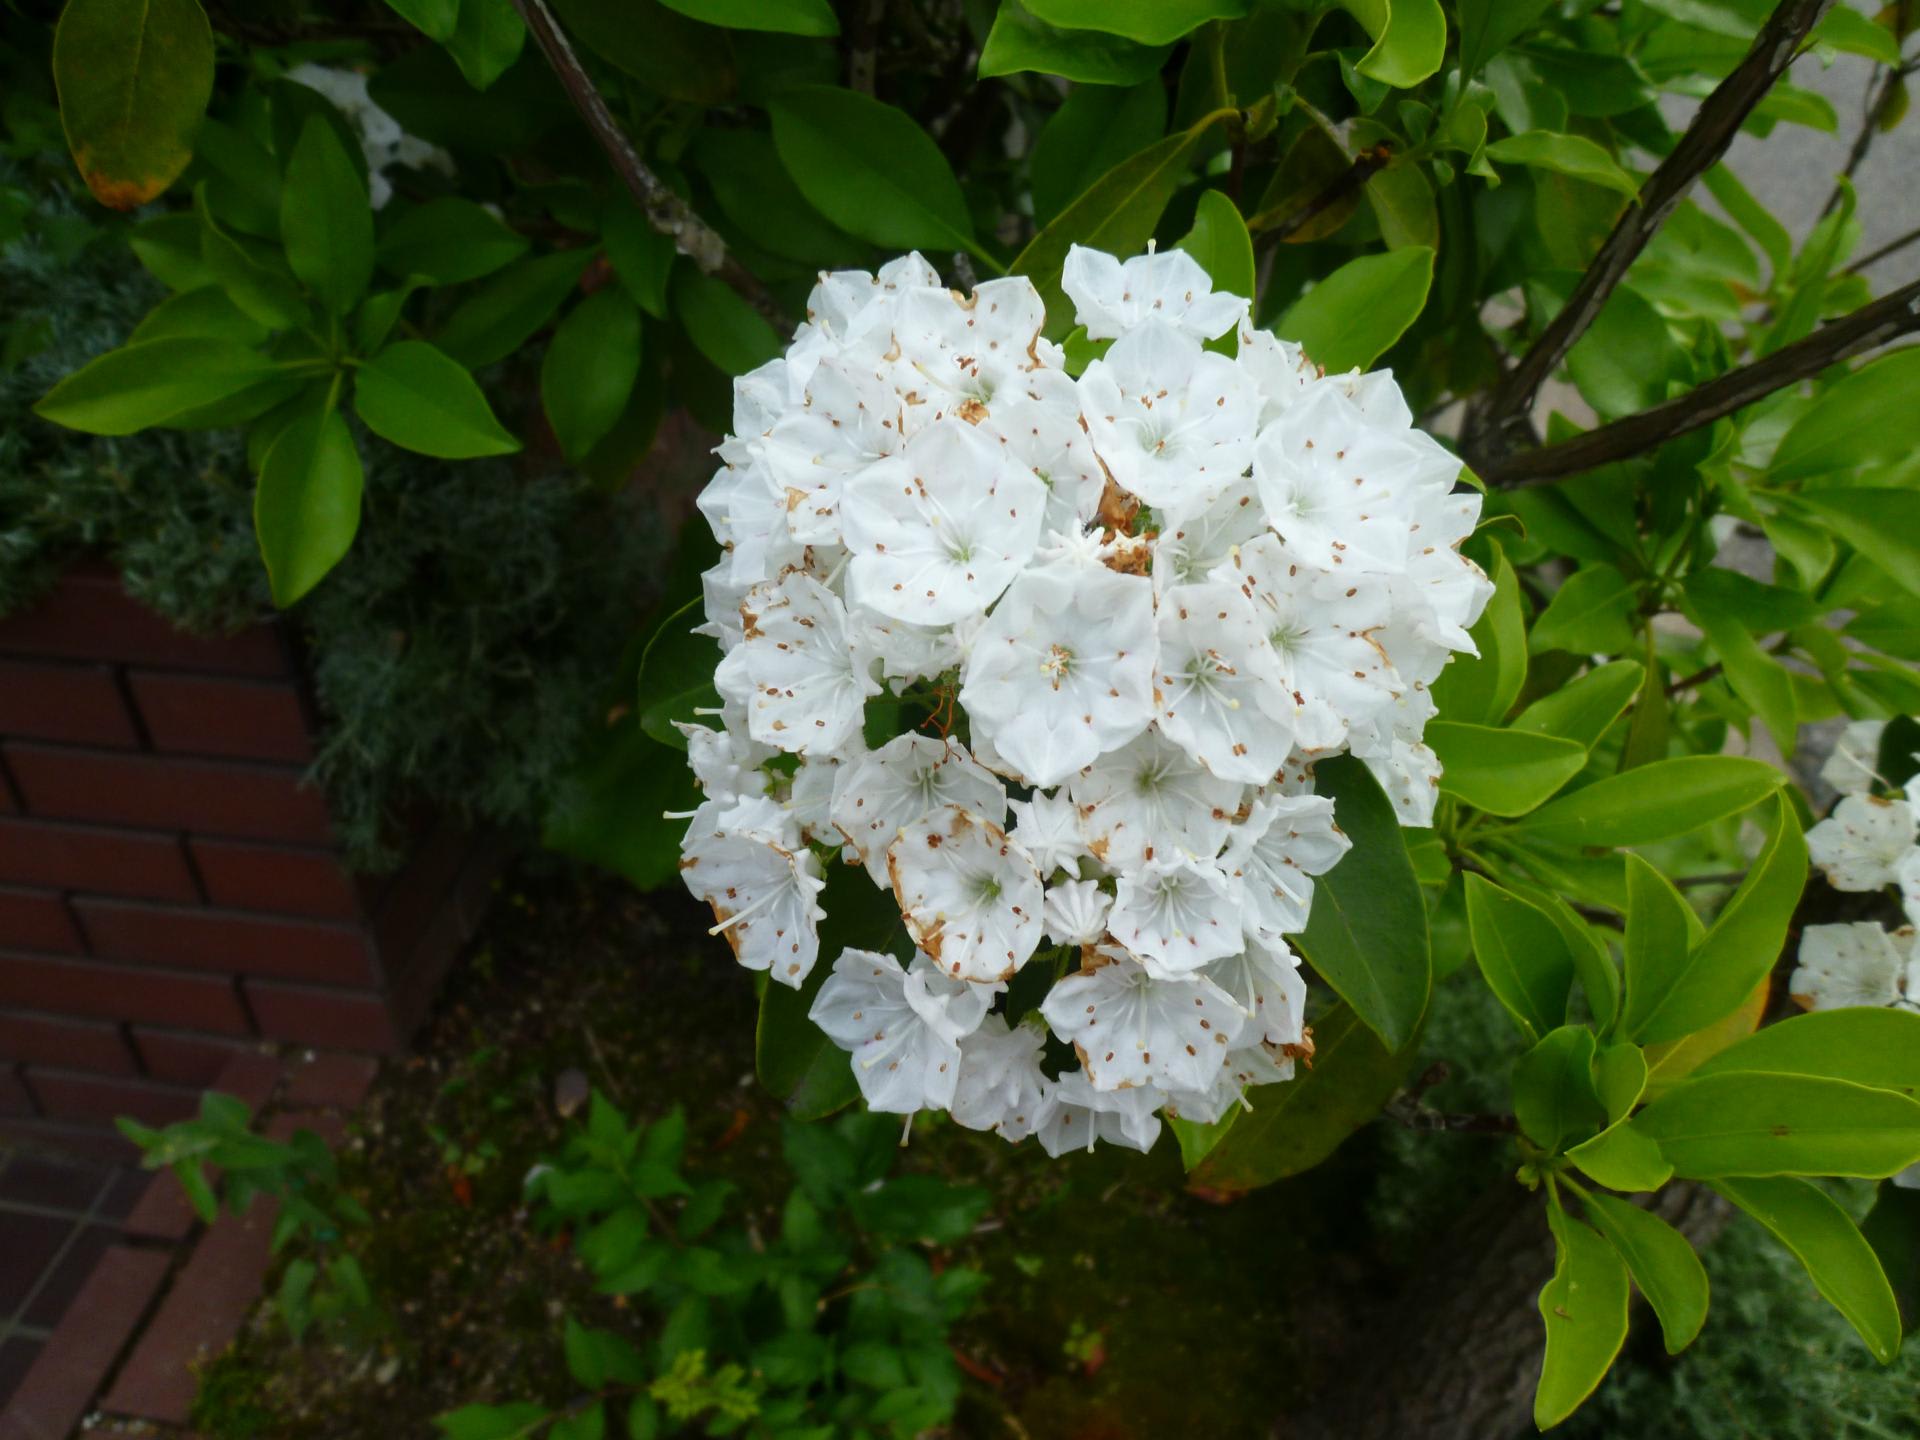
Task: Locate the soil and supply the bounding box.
[189,858,1403,1440]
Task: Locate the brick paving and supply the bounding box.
[0,1048,379,1438]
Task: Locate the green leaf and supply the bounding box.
[1513,660,1644,748]
[660,0,837,34]
[434,1403,549,1440]
[1335,0,1447,87]
[52,0,213,209]
[1566,286,1682,421]
[1579,1191,1710,1354]
[1021,0,1247,45]
[1430,542,1524,725]
[377,197,529,284]
[691,128,861,266]
[129,213,213,291]
[282,117,374,317]
[544,714,700,892]
[1628,796,1805,1044]
[255,398,364,608]
[1534,1201,1630,1430]
[1703,164,1791,282]
[354,341,519,459]
[1619,852,1702,1044]
[769,86,977,257]
[1694,1008,1920,1100]
[1464,874,1575,1041]
[445,0,527,90]
[1486,130,1639,196]
[549,0,734,105]
[355,280,428,353]
[550,1404,605,1440]
[1772,350,1920,482]
[383,0,460,41]
[1030,82,1166,228]
[1189,1002,1418,1192]
[1275,246,1434,373]
[1291,755,1429,1051]
[1428,722,1586,817]
[130,287,271,346]
[1685,577,1798,756]
[1713,1176,1902,1363]
[435,248,592,368]
[1631,1072,1920,1179]
[674,269,783,377]
[1013,117,1225,337]
[35,338,282,436]
[1168,1111,1238,1172]
[602,200,675,319]
[1500,756,1783,847]
[1457,0,1553,74]
[1529,564,1638,657]
[1811,5,1901,62]
[200,195,309,331]
[1568,1120,1674,1192]
[979,1,1172,84]
[1176,190,1255,303]
[1364,156,1439,251]
[542,291,642,462]
[1513,1026,1604,1153]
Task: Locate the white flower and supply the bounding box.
[1108,857,1244,975]
[1901,847,1920,931]
[1789,923,1918,1012]
[1041,949,1244,1093]
[675,721,770,806]
[1251,380,1459,575]
[1358,734,1443,829]
[285,64,452,208]
[1152,582,1296,785]
[1391,486,1493,657]
[809,948,996,1113]
[830,735,1006,885]
[1236,323,1318,426]
[1149,477,1269,597]
[1806,794,1917,892]
[1007,789,1092,878]
[1034,1070,1163,1157]
[887,804,1045,983]
[958,562,1158,787]
[891,276,1047,419]
[843,418,1046,626]
[1162,1040,1295,1124]
[1061,243,1248,342]
[1042,879,1113,946]
[1204,940,1309,1046]
[788,750,845,847]
[697,459,791,588]
[985,368,1106,540]
[1820,720,1886,797]
[1078,319,1258,513]
[951,1014,1054,1142]
[679,797,826,987]
[1069,727,1244,870]
[1219,793,1350,941]
[736,571,882,755]
[761,355,904,545]
[1215,533,1396,752]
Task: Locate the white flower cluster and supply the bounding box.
[1793,718,1920,1188]
[676,245,1491,1155]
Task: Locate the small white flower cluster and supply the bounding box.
[1792,719,1920,1189]
[676,245,1491,1155]
[285,64,454,209]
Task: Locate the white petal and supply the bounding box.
[887,804,1045,983]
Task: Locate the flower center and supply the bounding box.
[1041,644,1074,686]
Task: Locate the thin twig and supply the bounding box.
[1819,52,1906,218]
[1464,0,1837,471]
[1845,222,1920,277]
[507,0,787,328]
[1483,276,1920,487]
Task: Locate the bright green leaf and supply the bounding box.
[1457,0,1553,74]
[1530,564,1638,656]
[1021,0,1247,46]
[1513,660,1644,748]
[1429,722,1587,817]
[445,0,527,90]
[1431,542,1524,724]
[354,340,519,459]
[1695,1008,1920,1101]
[1713,1176,1903,1362]
[1620,852,1704,1044]
[129,287,272,346]
[1514,1025,1605,1153]
[435,248,592,368]
[542,290,642,462]
[1771,350,1920,482]
[1568,1119,1674,1192]
[1336,0,1447,87]
[1465,874,1577,1041]
[1580,1191,1710,1354]
[1276,246,1433,373]
[200,194,309,331]
[1534,1202,1631,1429]
[255,400,364,608]
[979,1,1173,84]
[34,338,282,436]
[1633,1072,1920,1179]
[1030,82,1167,227]
[1501,756,1783,847]
[1176,189,1255,302]
[1486,130,1639,196]
[282,117,374,316]
[674,269,782,377]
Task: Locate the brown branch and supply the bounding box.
[1463,0,1837,471]
[1819,51,1907,218]
[1846,222,1920,277]
[507,0,787,329]
[1482,276,1920,487]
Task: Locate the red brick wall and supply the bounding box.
[0,565,502,1149]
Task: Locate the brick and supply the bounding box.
[101,1198,279,1424]
[25,1068,199,1128]
[73,897,376,987]
[5,744,333,844]
[190,837,366,919]
[130,1028,244,1088]
[0,818,199,902]
[0,886,81,953]
[0,1117,138,1163]
[123,1169,196,1242]
[211,1049,283,1113]
[1,1063,33,1118]
[0,1246,171,1440]
[244,980,399,1052]
[286,1052,378,1111]
[0,567,286,674]
[374,823,470,960]
[126,670,313,763]
[0,1012,136,1076]
[0,659,140,748]
[0,953,250,1035]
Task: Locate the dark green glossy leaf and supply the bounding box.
[979,1,1173,84]
[1464,873,1575,1041]
[377,197,529,284]
[542,290,642,462]
[282,117,374,316]
[53,0,213,208]
[354,341,519,458]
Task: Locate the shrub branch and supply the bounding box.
[1463,0,1837,471]
[1481,277,1920,487]
[507,0,787,327]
